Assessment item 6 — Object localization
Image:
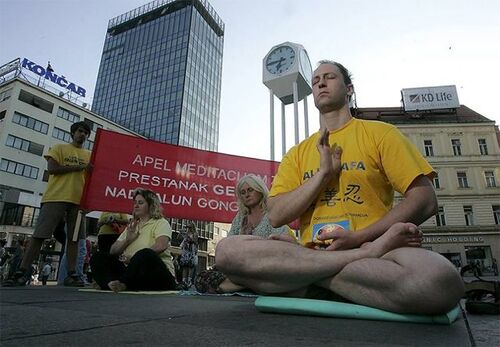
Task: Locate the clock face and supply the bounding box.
[299,50,313,83]
[265,45,296,74]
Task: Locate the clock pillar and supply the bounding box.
[263,42,313,160]
[281,103,286,156]
[269,89,275,161]
[293,81,299,144]
[303,96,309,138]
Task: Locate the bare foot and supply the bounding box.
[218,278,246,293]
[108,280,127,293]
[360,241,371,249]
[367,222,422,257]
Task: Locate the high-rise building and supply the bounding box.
[92,0,225,271]
[92,0,224,151]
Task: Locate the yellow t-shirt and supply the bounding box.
[117,218,175,277]
[98,212,130,235]
[42,143,91,204]
[270,118,435,245]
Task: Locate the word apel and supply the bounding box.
[22,58,86,97]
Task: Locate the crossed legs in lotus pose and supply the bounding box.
[216,222,464,314]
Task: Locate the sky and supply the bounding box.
[1,0,499,161]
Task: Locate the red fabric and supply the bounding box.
[80,129,280,223]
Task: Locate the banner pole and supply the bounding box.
[72,210,83,242]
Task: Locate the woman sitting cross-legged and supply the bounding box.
[195,174,293,294]
[90,188,176,292]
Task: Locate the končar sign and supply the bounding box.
[22,58,86,97]
[401,85,459,111]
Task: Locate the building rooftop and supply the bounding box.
[0,58,91,110]
[355,105,495,125]
[108,0,224,37]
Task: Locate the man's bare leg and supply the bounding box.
[317,247,464,314]
[216,222,421,295]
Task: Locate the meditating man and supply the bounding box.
[215,60,464,314]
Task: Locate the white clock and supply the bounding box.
[263,42,312,104]
[299,50,312,83]
[265,45,296,75]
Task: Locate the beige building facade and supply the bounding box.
[0,76,142,247]
[357,105,500,275]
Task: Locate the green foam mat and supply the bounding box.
[79,288,179,295]
[255,296,460,325]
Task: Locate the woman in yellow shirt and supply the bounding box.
[90,188,176,292]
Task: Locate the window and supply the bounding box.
[18,89,54,113]
[436,206,446,226]
[52,127,72,143]
[493,206,500,225]
[451,139,462,156]
[432,172,441,189]
[457,172,469,188]
[0,203,40,227]
[42,170,49,182]
[57,107,80,123]
[0,110,5,120]
[478,139,488,155]
[424,140,434,157]
[5,134,44,156]
[6,134,28,151]
[12,112,49,134]
[0,158,39,179]
[485,171,496,188]
[464,206,474,226]
[0,88,12,102]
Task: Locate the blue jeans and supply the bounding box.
[57,239,86,284]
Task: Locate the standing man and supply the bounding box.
[4,121,92,287]
[216,61,463,314]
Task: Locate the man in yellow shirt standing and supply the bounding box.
[216,61,464,315]
[4,121,92,287]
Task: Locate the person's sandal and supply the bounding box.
[194,268,226,294]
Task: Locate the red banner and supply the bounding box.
[80,129,280,223]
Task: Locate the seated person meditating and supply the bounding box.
[228,174,290,237]
[90,188,176,292]
[195,174,291,293]
[214,60,463,314]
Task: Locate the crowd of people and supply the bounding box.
[1,60,466,315]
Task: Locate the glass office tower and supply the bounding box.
[92,0,224,151]
[92,0,224,270]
